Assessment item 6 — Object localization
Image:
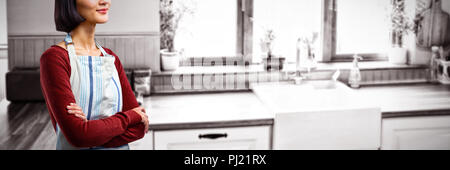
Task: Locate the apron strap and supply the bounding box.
[64,33,110,57]
[95,41,109,57]
[64,34,77,58]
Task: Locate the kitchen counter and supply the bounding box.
[355,83,450,118]
[145,83,450,131]
[145,92,273,131]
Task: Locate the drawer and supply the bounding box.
[154,126,271,150]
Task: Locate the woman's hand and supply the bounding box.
[66,103,87,122]
[132,106,149,133]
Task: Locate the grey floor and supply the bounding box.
[0,101,57,150]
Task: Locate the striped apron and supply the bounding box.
[55,34,128,150]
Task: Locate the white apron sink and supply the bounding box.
[252,80,381,150]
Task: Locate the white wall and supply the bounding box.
[0,0,6,44]
[97,0,159,33]
[7,0,159,35]
[0,0,6,100]
[443,0,450,13]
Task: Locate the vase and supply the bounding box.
[161,49,180,71]
[388,47,407,64]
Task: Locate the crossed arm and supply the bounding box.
[66,103,149,147]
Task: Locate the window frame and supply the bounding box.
[322,0,389,62]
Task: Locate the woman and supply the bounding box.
[40,0,149,150]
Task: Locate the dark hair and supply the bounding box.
[54,0,85,33]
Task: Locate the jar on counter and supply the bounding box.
[134,69,152,105]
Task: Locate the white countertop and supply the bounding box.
[253,81,450,114]
[144,92,273,130]
[354,84,450,114]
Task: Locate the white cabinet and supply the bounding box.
[129,130,154,150]
[382,115,450,150]
[153,126,271,150]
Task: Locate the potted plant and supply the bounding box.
[388,0,414,64]
[260,29,285,71]
[160,0,194,71]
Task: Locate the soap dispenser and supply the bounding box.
[349,54,363,88]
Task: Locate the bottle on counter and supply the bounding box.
[430,46,440,83]
[349,54,363,88]
[296,38,302,77]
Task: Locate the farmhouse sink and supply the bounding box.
[252,80,381,150]
[251,80,357,112]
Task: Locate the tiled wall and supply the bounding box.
[8,33,160,71]
[359,68,428,85]
[150,67,430,94]
[151,72,285,93]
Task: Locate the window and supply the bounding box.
[173,0,239,58]
[252,0,321,63]
[163,0,394,65]
[333,0,391,61]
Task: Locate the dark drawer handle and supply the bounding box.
[198,133,228,140]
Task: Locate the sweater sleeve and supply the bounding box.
[40,48,143,148]
[100,48,147,148]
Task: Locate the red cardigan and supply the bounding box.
[40,45,145,148]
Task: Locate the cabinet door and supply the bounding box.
[382,115,450,150]
[129,131,154,150]
[154,126,271,150]
[274,108,381,150]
